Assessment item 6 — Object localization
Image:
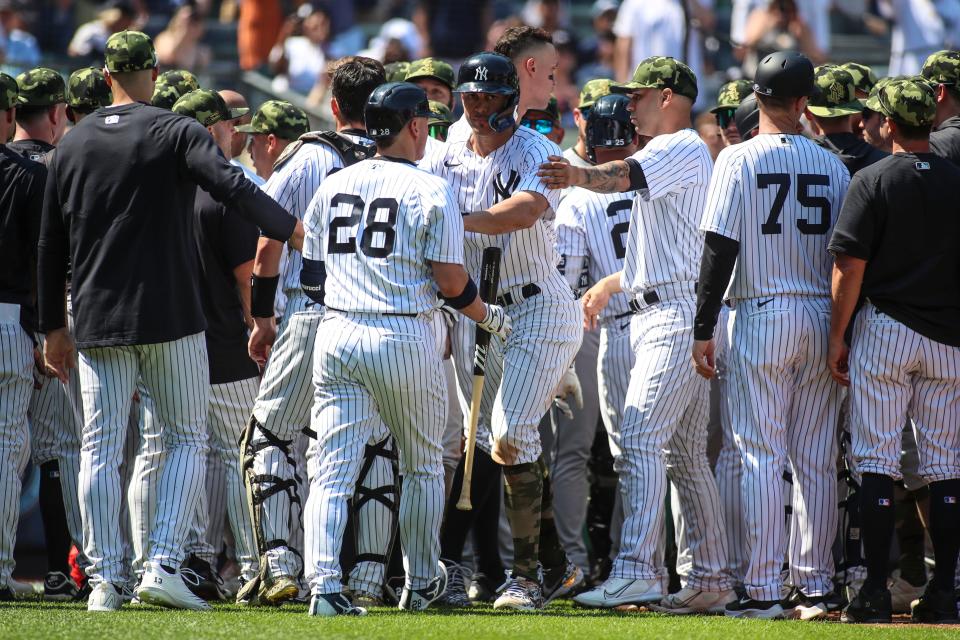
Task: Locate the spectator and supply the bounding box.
[485,16,524,51]
[576,30,615,87]
[238,0,282,71]
[155,3,212,72]
[414,0,490,64]
[359,18,423,63]
[67,0,138,61]
[0,0,40,76]
[34,0,77,55]
[578,0,618,68]
[731,0,831,55]
[879,0,960,75]
[552,30,580,126]
[523,0,569,33]
[269,3,330,95]
[738,0,825,78]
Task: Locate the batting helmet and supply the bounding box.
[455,51,520,133]
[753,50,815,98]
[735,93,760,141]
[364,81,432,140]
[585,94,634,163]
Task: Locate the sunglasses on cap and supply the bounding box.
[715,108,736,129]
[428,123,449,141]
[520,117,555,135]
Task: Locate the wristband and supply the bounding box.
[251,274,279,318]
[441,278,478,309]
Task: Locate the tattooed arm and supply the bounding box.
[537,155,636,193]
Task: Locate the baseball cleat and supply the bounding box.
[43,572,78,601]
[436,560,472,607]
[87,582,124,612]
[888,572,926,613]
[910,585,959,624]
[467,572,497,603]
[399,563,448,612]
[263,574,299,605]
[349,589,384,608]
[135,562,211,611]
[7,578,39,598]
[841,584,892,623]
[781,586,841,620]
[493,574,544,611]
[543,562,586,604]
[183,554,226,601]
[308,592,367,617]
[724,594,785,619]
[648,587,736,615]
[573,577,662,608]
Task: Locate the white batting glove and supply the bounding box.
[553,366,583,420]
[477,303,512,340]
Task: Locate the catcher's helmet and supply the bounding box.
[364,81,432,139]
[455,51,520,133]
[753,50,815,98]
[585,94,635,163]
[735,93,760,140]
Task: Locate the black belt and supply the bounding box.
[496,283,541,307]
[326,306,416,318]
[614,290,660,319]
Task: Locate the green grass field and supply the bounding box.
[1,601,957,640]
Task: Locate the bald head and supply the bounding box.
[220,89,250,160]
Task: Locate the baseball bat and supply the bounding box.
[456,246,502,511]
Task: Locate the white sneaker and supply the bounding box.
[308,592,367,616]
[88,582,124,612]
[573,578,663,608]
[648,587,736,614]
[135,562,211,611]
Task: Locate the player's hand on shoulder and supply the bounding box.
[691,338,716,379]
[537,154,575,189]
[477,303,512,340]
[249,316,278,365]
[553,366,584,419]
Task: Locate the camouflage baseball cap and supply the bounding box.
[870,77,936,127]
[0,73,17,111]
[807,66,862,118]
[384,61,411,83]
[15,68,66,107]
[610,56,698,101]
[578,78,611,110]
[405,57,455,90]
[104,30,157,73]
[427,100,452,126]
[172,89,248,127]
[863,76,897,112]
[67,67,112,111]
[151,69,200,110]
[839,62,878,95]
[235,99,310,140]
[921,50,960,87]
[710,79,753,113]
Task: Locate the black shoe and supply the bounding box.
[911,585,959,624]
[724,595,785,619]
[44,571,79,601]
[0,587,14,602]
[74,580,92,602]
[842,585,892,623]
[399,563,448,611]
[782,587,841,620]
[182,555,225,602]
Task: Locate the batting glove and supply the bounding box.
[477,303,512,340]
[553,366,583,420]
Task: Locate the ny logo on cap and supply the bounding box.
[475,66,488,81]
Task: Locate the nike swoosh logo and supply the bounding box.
[619,322,630,331]
[602,583,632,599]
[757,298,775,308]
[444,160,461,167]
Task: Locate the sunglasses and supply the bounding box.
[428,123,449,141]
[521,117,555,135]
[579,106,591,120]
[715,108,736,129]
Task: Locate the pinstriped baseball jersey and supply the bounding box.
[444,114,470,145]
[303,157,464,314]
[264,133,372,295]
[620,128,712,295]
[700,133,850,299]
[422,125,562,289]
[555,187,637,318]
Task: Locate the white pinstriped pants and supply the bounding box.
[727,295,839,601]
[0,312,33,588]
[78,332,209,586]
[598,319,633,458]
[306,312,446,594]
[849,302,960,482]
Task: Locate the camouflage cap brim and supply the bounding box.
[807,100,863,118]
[609,81,650,95]
[227,107,249,121]
[233,123,259,133]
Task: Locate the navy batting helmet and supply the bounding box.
[735,93,760,140]
[364,81,432,140]
[585,94,635,163]
[753,50,815,98]
[455,51,520,133]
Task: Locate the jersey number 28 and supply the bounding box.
[327,193,398,258]
[756,173,831,235]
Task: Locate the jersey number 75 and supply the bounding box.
[757,173,831,236]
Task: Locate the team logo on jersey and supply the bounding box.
[493,170,520,203]
[915,161,930,171]
[475,66,488,81]
[105,114,119,124]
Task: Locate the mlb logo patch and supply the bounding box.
[878,498,891,507]
[105,115,120,125]
[945,496,957,504]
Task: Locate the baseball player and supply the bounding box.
[734,94,760,142]
[219,90,264,187]
[150,69,200,110]
[405,58,455,109]
[922,50,960,165]
[240,99,310,181]
[65,67,112,124]
[806,66,888,176]
[566,79,612,167]
[710,79,753,147]
[423,51,583,610]
[0,73,47,602]
[837,61,877,132]
[859,78,894,153]
[521,96,564,145]
[238,57,397,608]
[37,30,301,612]
[692,51,850,619]
[302,81,511,616]
[828,77,960,625]
[541,56,733,613]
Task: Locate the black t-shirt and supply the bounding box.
[194,188,260,385]
[829,152,960,346]
[37,102,297,348]
[0,146,46,331]
[7,139,55,164]
[930,116,960,166]
[815,132,889,177]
